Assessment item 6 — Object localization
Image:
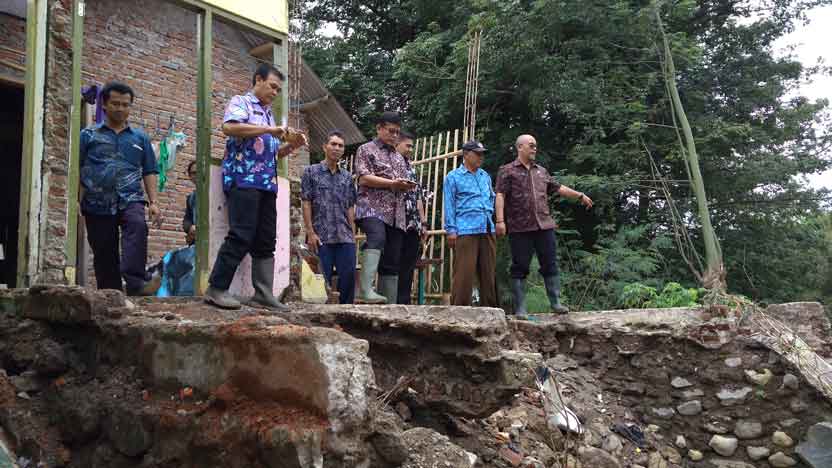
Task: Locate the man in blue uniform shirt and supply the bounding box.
[80,81,161,295]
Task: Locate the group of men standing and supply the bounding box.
[79,63,592,316]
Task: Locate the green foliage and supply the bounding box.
[302,0,832,309]
[619,282,703,309]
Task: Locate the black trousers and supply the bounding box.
[509,229,559,280]
[359,217,406,277]
[209,187,276,290]
[84,202,148,293]
[397,230,422,304]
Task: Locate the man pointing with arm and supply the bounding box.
[495,134,593,317]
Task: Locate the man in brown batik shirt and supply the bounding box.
[495,134,593,317]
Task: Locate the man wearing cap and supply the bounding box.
[495,134,593,317]
[354,111,416,303]
[443,140,498,307]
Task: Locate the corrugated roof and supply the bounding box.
[297,60,365,147]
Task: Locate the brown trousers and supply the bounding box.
[451,233,498,307]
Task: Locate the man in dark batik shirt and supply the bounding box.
[495,134,593,317]
[395,131,427,304]
[301,130,357,304]
[205,64,306,310]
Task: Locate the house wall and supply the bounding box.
[0,0,305,295]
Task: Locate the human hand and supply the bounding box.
[148,203,162,228]
[269,126,287,138]
[447,233,457,249]
[496,221,506,237]
[579,193,594,209]
[391,179,417,192]
[186,225,196,244]
[307,231,322,254]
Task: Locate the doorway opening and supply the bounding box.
[0,83,24,288]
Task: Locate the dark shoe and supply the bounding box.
[512,278,528,318]
[250,257,290,312]
[544,275,569,315]
[204,286,242,309]
[379,275,399,305]
[357,249,387,304]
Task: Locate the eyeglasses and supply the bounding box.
[382,126,401,136]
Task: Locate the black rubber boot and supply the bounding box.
[544,275,569,315]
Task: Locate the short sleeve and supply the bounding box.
[141,134,159,175]
[300,167,314,201]
[495,166,511,194]
[354,145,373,178]
[223,95,250,124]
[547,174,562,195]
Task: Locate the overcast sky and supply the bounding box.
[777,5,832,190]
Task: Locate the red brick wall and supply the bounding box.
[0,13,26,83]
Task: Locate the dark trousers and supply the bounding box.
[319,243,356,304]
[451,233,498,307]
[209,187,276,290]
[397,230,422,304]
[359,218,406,276]
[509,229,559,279]
[84,202,148,293]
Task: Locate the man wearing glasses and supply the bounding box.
[354,111,416,303]
[495,134,593,317]
[79,81,161,296]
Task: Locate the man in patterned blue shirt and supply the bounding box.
[443,140,498,307]
[205,64,306,310]
[80,81,161,296]
[301,130,357,304]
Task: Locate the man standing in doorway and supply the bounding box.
[183,160,197,245]
[395,131,428,304]
[444,140,498,307]
[495,134,593,317]
[205,64,306,310]
[354,112,415,303]
[301,130,357,304]
[80,81,161,295]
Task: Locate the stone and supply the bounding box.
[781,418,800,428]
[716,387,753,406]
[708,461,755,468]
[688,449,703,461]
[724,357,743,368]
[401,428,477,468]
[395,402,412,421]
[24,285,124,324]
[601,434,623,454]
[796,422,832,468]
[105,407,153,457]
[734,420,764,439]
[32,339,68,377]
[780,373,799,392]
[704,421,731,434]
[647,452,667,468]
[646,424,661,433]
[578,446,621,468]
[370,410,408,465]
[745,368,773,386]
[675,435,687,449]
[671,377,694,388]
[660,446,681,464]
[677,400,702,416]
[682,388,704,399]
[709,435,739,456]
[790,397,809,413]
[651,407,676,419]
[9,371,41,393]
[57,387,102,444]
[772,431,794,448]
[769,452,797,467]
[747,446,771,460]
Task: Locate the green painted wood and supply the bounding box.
[273,40,289,178]
[194,9,213,295]
[65,0,85,285]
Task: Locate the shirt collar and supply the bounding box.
[245,91,272,113]
[318,161,343,175]
[511,158,537,170]
[373,138,396,152]
[97,122,134,133]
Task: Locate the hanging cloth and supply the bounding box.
[157,137,171,192]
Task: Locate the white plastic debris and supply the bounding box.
[535,366,584,435]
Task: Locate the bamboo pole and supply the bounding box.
[438,131,451,294]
